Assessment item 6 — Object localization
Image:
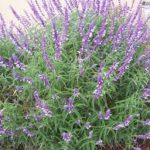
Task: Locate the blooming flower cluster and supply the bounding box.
[33,91,53,118]
[113,115,133,131]
[98,109,112,120]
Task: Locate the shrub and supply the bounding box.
[0,0,150,149]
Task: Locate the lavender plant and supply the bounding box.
[0,0,150,149]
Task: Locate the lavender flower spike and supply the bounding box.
[93,73,104,100]
[12,54,26,70]
[23,128,35,137]
[106,62,119,79]
[33,91,53,118]
[104,109,112,120]
[113,115,133,131]
[52,20,62,61]
[137,131,150,140]
[38,74,49,87]
[68,97,74,114]
[143,88,150,100]
[62,132,72,143]
[143,119,150,126]
[41,36,54,71]
[85,122,92,130]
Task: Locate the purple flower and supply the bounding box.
[143,119,150,126]
[23,128,35,137]
[104,109,112,120]
[27,0,45,27]
[52,0,63,14]
[12,54,26,70]
[73,88,80,97]
[137,131,150,140]
[0,56,6,67]
[62,132,72,143]
[33,91,53,118]
[113,115,133,131]
[93,73,103,99]
[98,109,111,120]
[6,57,14,69]
[24,77,33,84]
[52,20,62,61]
[0,13,7,38]
[106,62,119,79]
[76,119,81,126]
[96,139,103,146]
[143,88,150,100]
[79,21,95,57]
[85,122,91,130]
[115,50,135,81]
[61,7,70,43]
[41,36,54,71]
[12,72,24,82]
[63,98,68,112]
[0,110,7,136]
[134,147,141,150]
[16,86,23,93]
[68,97,74,114]
[98,112,103,120]
[38,74,49,87]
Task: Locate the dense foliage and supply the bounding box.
[0,0,150,149]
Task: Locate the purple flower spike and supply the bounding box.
[13,73,24,82]
[68,97,74,114]
[104,109,112,120]
[0,110,6,135]
[143,88,150,100]
[12,54,26,70]
[24,77,33,84]
[33,91,41,102]
[6,58,14,69]
[41,36,54,71]
[33,91,53,118]
[23,128,35,137]
[61,7,70,43]
[62,132,72,143]
[93,73,104,100]
[143,119,150,126]
[123,115,133,126]
[98,109,111,120]
[0,56,6,67]
[85,122,91,130]
[16,86,23,93]
[38,74,49,87]
[137,131,150,140]
[52,21,62,61]
[98,112,103,120]
[106,62,119,79]
[73,88,80,97]
[79,21,95,57]
[76,119,81,126]
[134,147,141,150]
[113,115,133,131]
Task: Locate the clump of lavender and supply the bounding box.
[0,0,150,149]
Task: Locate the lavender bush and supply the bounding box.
[0,0,150,149]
